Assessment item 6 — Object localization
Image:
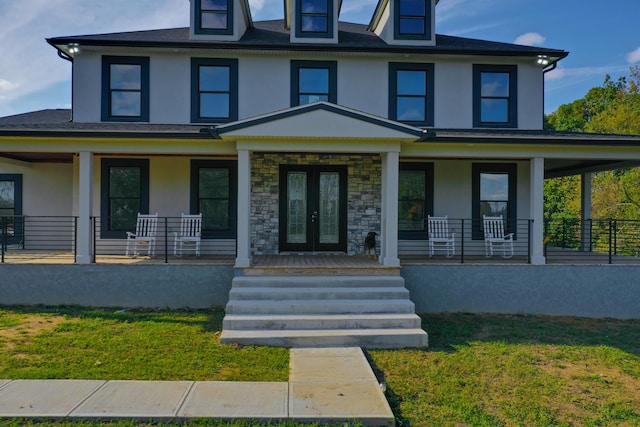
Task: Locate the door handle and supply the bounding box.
[311,211,318,222]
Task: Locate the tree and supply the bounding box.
[544,66,640,223]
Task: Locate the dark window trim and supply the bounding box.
[473,64,518,128]
[190,160,237,239]
[398,162,434,240]
[294,0,333,38]
[394,0,431,40]
[101,56,150,122]
[471,162,517,240]
[290,60,337,107]
[194,0,234,35]
[389,62,434,126]
[0,174,23,245]
[100,158,150,239]
[190,58,239,124]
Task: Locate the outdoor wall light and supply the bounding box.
[68,44,80,54]
[537,55,550,66]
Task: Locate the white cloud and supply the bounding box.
[627,47,640,64]
[0,0,189,117]
[544,65,630,85]
[514,32,545,46]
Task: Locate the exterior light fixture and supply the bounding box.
[537,55,549,66]
[68,44,80,54]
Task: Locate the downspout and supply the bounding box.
[57,48,73,63]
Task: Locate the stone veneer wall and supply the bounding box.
[251,153,382,255]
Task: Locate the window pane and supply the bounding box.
[397,70,426,95]
[201,93,230,118]
[319,172,339,244]
[481,72,510,97]
[397,97,425,121]
[110,64,141,90]
[481,99,509,122]
[299,68,329,93]
[399,170,426,231]
[110,167,141,198]
[301,0,327,13]
[480,201,507,218]
[200,199,230,231]
[201,0,227,11]
[480,172,509,201]
[201,11,227,29]
[200,66,230,91]
[0,181,15,209]
[111,91,141,117]
[399,18,425,34]
[199,168,229,198]
[109,199,140,231]
[301,16,328,32]
[299,94,329,104]
[400,0,425,16]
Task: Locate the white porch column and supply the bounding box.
[529,157,546,264]
[76,151,93,264]
[235,149,251,267]
[580,172,592,251]
[381,151,400,267]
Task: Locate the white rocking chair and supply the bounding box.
[125,213,158,257]
[483,215,514,258]
[427,215,455,258]
[174,213,202,256]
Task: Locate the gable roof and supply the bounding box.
[47,20,567,62]
[214,101,425,140]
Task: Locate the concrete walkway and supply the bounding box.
[0,347,394,426]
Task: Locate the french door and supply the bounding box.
[279,165,347,252]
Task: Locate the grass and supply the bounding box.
[368,313,640,426]
[2,307,640,426]
[0,306,289,382]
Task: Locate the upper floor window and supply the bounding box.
[191,58,238,123]
[395,0,430,39]
[291,60,337,106]
[100,158,149,239]
[296,0,332,38]
[473,65,518,128]
[389,63,434,126]
[101,56,149,122]
[195,0,233,35]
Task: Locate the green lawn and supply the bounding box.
[2,307,640,426]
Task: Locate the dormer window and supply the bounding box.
[195,0,233,35]
[295,0,333,38]
[394,0,430,40]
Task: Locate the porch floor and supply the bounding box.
[1,249,639,265]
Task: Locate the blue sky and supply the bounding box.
[1,0,639,119]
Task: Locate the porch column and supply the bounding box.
[580,172,592,251]
[235,149,251,267]
[76,151,93,264]
[381,151,400,267]
[529,157,546,264]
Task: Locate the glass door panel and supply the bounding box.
[287,172,308,244]
[318,172,339,244]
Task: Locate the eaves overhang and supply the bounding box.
[417,129,640,147]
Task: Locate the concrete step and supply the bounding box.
[223,313,423,330]
[229,286,410,301]
[219,328,429,349]
[231,275,406,288]
[225,299,416,315]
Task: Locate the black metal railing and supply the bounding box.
[544,219,640,264]
[1,216,77,263]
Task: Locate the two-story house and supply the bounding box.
[2,0,640,347]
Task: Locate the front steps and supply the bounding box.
[220,275,428,349]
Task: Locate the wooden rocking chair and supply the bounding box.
[125,213,158,257]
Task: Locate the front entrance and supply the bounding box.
[279,165,347,252]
